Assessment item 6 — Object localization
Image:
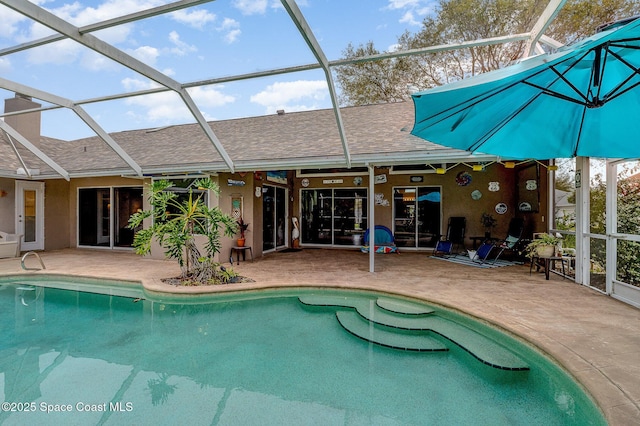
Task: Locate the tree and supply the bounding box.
[335,41,415,105]
[128,178,239,285]
[547,0,640,45]
[336,0,640,106]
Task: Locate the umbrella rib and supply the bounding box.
[602,47,640,103]
[523,81,588,106]
[574,106,588,157]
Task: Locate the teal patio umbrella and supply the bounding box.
[411,17,640,160]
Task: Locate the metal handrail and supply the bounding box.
[21,251,46,271]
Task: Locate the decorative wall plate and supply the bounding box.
[456,171,472,186]
[471,189,482,200]
[488,181,500,192]
[301,178,309,187]
[495,203,508,214]
[353,176,363,186]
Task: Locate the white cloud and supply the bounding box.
[399,11,420,26]
[0,6,28,38]
[0,57,11,73]
[218,18,241,44]
[385,0,433,26]
[250,80,327,114]
[27,39,82,65]
[170,9,216,29]
[386,0,421,9]
[233,0,268,15]
[121,78,235,123]
[168,31,197,56]
[127,45,160,65]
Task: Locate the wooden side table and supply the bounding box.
[230,246,253,265]
[530,255,566,280]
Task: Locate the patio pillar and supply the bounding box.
[575,156,590,285]
[368,164,375,273]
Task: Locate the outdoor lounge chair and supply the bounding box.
[432,217,466,257]
[433,239,453,257]
[492,218,525,261]
[471,241,495,263]
[361,225,399,254]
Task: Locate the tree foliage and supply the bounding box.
[336,0,640,105]
[128,178,239,284]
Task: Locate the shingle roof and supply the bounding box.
[1,102,492,179]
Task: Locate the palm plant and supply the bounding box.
[128,178,238,283]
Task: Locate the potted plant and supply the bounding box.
[237,218,249,247]
[525,233,561,258]
[480,213,497,238]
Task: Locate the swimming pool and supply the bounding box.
[0,275,605,425]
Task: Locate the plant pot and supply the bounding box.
[236,238,245,247]
[535,244,555,257]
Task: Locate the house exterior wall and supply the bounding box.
[44,179,70,250]
[0,178,16,234]
[289,162,549,248]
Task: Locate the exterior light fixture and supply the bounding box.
[472,164,484,171]
[548,165,558,171]
[436,168,446,174]
[504,161,515,168]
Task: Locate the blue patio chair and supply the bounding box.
[433,239,453,257]
[472,241,495,264]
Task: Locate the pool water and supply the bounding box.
[0,279,605,425]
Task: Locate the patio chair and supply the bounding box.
[492,218,525,261]
[361,225,399,254]
[445,216,466,251]
[472,241,495,263]
[432,239,453,257]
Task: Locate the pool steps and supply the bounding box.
[299,295,529,371]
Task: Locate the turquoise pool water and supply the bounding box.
[0,276,605,425]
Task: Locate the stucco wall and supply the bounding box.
[44,179,70,250]
[0,178,16,234]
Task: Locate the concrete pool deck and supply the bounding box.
[1,248,639,425]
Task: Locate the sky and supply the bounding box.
[0,0,438,140]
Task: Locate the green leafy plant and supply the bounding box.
[237,218,249,239]
[525,234,561,258]
[128,178,238,284]
[480,213,497,230]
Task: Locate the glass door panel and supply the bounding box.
[301,189,333,244]
[114,187,143,247]
[263,186,288,252]
[275,187,286,248]
[394,187,441,249]
[333,189,367,246]
[416,187,441,248]
[79,188,110,246]
[23,190,36,244]
[301,188,367,246]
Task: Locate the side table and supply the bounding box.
[230,246,253,265]
[530,255,566,280]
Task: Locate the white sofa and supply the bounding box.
[0,231,20,258]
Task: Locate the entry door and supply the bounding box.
[15,181,45,251]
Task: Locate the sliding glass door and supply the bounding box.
[301,188,367,246]
[78,187,143,248]
[263,185,287,252]
[393,187,441,248]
